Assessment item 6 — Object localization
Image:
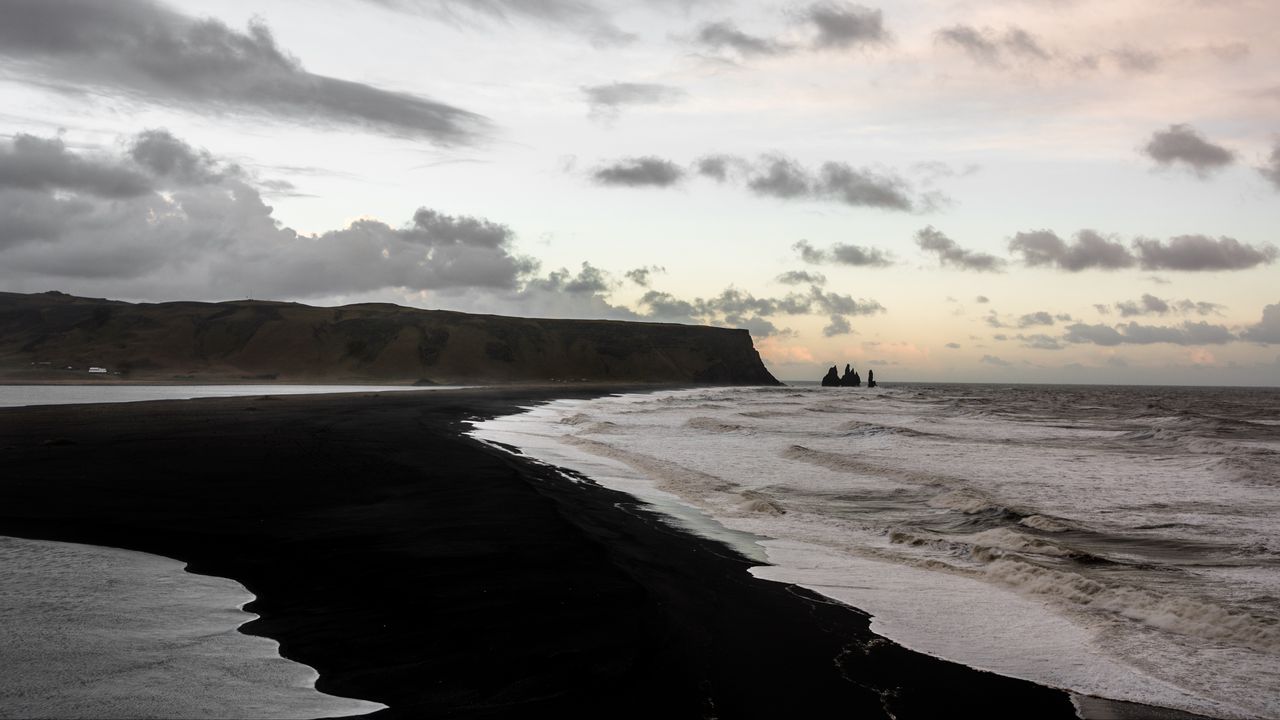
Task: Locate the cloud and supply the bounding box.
[815,162,913,210]
[776,269,827,285]
[975,295,989,304]
[1259,141,1280,191]
[695,3,890,59]
[695,20,788,57]
[1109,47,1161,73]
[361,0,636,46]
[1016,311,1055,328]
[624,265,666,286]
[748,155,811,198]
[582,82,685,120]
[694,154,748,182]
[0,130,538,299]
[0,133,153,198]
[1241,303,1280,344]
[1142,124,1236,177]
[1008,229,1134,271]
[799,3,889,50]
[597,152,930,211]
[1116,293,1170,317]
[981,354,1012,367]
[592,156,686,187]
[934,24,1052,67]
[0,0,487,144]
[823,314,853,336]
[793,239,892,267]
[1113,293,1223,318]
[1009,229,1274,272]
[1133,235,1277,271]
[915,226,1005,272]
[945,342,961,349]
[1064,321,1235,346]
[1019,334,1063,350]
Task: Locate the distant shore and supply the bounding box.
[0,386,1084,717]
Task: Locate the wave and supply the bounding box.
[836,420,928,438]
[684,416,751,433]
[982,558,1280,653]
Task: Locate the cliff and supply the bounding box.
[0,291,779,385]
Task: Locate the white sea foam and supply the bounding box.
[470,385,1280,719]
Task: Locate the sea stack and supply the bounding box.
[821,365,840,386]
[868,369,877,388]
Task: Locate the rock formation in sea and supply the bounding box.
[839,365,862,387]
[821,365,841,386]
[867,369,877,388]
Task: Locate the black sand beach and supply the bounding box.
[0,386,1083,718]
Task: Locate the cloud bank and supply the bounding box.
[0,0,487,144]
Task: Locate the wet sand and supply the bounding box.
[0,385,1082,718]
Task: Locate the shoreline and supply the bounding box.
[0,385,1161,717]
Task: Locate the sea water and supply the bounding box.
[0,384,452,408]
[470,384,1280,719]
[0,536,385,719]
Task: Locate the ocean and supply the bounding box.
[471,383,1280,719]
[0,536,383,719]
[0,384,448,408]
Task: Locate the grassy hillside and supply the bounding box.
[0,291,779,385]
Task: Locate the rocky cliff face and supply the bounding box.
[0,292,780,385]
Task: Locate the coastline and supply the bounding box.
[0,385,1096,717]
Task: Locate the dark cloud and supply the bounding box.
[823,314,853,336]
[748,155,812,198]
[799,3,889,50]
[0,130,536,298]
[815,162,913,210]
[582,82,685,120]
[1017,311,1055,328]
[934,24,1052,67]
[0,0,487,144]
[592,156,686,187]
[1133,235,1277,271]
[1008,229,1135,271]
[1064,321,1235,346]
[1173,300,1224,316]
[1019,334,1063,350]
[981,354,1012,367]
[694,154,747,182]
[1093,304,1111,315]
[945,342,960,349]
[129,129,229,184]
[915,226,1005,272]
[975,295,989,304]
[1259,141,1280,191]
[1241,303,1280,344]
[793,239,892,267]
[596,152,929,212]
[1142,124,1236,177]
[1116,293,1170,317]
[1112,294,1222,318]
[637,290,699,323]
[525,262,612,295]
[695,20,788,57]
[807,286,883,316]
[776,269,827,285]
[624,265,666,287]
[695,3,890,59]
[0,133,152,198]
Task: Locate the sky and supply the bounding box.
[0,0,1277,384]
